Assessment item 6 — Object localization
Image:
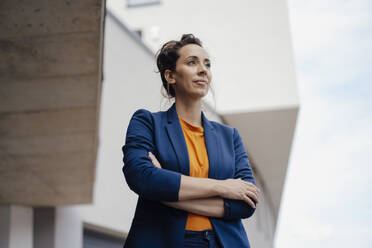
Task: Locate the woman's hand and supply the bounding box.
[148,151,162,168]
[148,151,259,208]
[217,179,260,209]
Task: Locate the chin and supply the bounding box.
[192,90,209,99]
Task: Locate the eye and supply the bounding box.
[206,63,211,68]
[187,61,195,65]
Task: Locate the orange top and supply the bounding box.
[178,116,213,231]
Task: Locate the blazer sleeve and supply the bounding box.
[222,128,257,221]
[122,109,182,202]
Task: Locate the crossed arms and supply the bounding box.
[122,109,260,221]
[148,151,259,218]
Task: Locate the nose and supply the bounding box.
[197,63,208,75]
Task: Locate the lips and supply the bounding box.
[193,81,208,87]
[193,80,208,84]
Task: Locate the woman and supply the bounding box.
[122,34,259,248]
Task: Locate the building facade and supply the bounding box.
[0,1,298,247]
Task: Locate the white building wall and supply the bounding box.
[73,12,165,233]
[0,2,295,247]
[53,4,290,246]
[243,176,276,247]
[107,0,299,114]
[105,2,298,247]
[55,207,82,248]
[52,13,157,247]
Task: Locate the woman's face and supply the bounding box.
[168,44,212,100]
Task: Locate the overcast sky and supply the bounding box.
[275,0,372,247]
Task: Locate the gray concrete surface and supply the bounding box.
[0,0,106,206]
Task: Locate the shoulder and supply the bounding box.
[130,108,167,123]
[208,120,236,135]
[130,108,153,124]
[132,108,168,116]
[208,120,242,141]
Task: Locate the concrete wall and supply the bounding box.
[0,0,105,206]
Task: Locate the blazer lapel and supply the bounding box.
[165,103,190,175]
[164,103,221,179]
[202,111,220,179]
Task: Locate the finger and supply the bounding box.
[253,185,260,193]
[148,153,155,162]
[149,153,157,163]
[148,152,159,167]
[245,183,260,195]
[238,180,258,196]
[246,191,259,203]
[249,183,260,193]
[242,195,256,209]
[148,151,154,159]
[247,189,259,203]
[154,160,160,167]
[151,155,162,168]
[245,181,259,190]
[149,152,158,163]
[250,186,259,196]
[245,187,258,200]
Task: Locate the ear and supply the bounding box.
[164,69,176,85]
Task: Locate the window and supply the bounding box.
[127,0,160,8]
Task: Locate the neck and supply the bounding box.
[175,97,202,127]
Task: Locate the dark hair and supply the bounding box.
[155,34,203,98]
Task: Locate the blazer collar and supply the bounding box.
[165,102,220,178]
[166,102,214,131]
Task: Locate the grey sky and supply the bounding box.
[275,0,372,247]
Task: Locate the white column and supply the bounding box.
[0,205,33,248]
[55,206,82,248]
[10,205,33,248]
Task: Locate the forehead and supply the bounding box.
[178,44,209,60]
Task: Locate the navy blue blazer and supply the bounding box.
[122,103,256,248]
